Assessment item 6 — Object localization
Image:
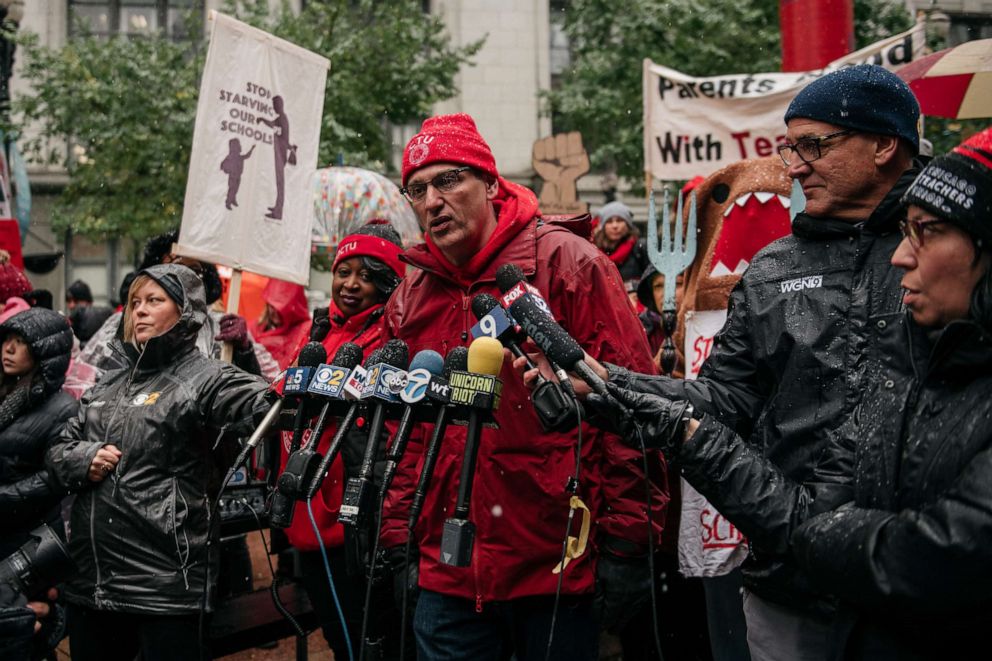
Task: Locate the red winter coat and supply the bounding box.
[380,182,666,604]
[250,279,312,370]
[281,302,385,551]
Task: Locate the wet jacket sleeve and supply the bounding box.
[792,440,992,615]
[198,363,272,436]
[607,280,768,437]
[1,397,78,507]
[678,414,854,555]
[46,403,104,492]
[560,252,667,547]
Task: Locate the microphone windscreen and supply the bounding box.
[467,337,505,377]
[379,338,410,369]
[298,341,328,368]
[364,348,383,368]
[508,295,585,367]
[495,263,526,294]
[443,346,469,377]
[410,349,444,376]
[471,293,501,321]
[330,342,363,370]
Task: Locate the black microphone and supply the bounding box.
[377,350,445,506]
[303,346,380,502]
[339,339,410,528]
[407,347,463,533]
[440,337,504,567]
[267,342,327,528]
[470,293,576,432]
[496,263,611,399]
[277,342,364,510]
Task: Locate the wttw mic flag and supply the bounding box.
[643,21,925,181]
[177,12,330,285]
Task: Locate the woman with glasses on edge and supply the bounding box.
[592,127,992,660]
[46,263,272,661]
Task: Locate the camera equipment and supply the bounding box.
[0,525,76,602]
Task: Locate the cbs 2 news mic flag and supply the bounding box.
[177,12,329,285]
[643,21,925,181]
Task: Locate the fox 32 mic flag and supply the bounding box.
[176,12,330,285]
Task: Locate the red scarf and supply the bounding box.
[423,177,539,289]
[606,237,636,266]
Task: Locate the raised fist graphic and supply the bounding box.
[532,132,590,214]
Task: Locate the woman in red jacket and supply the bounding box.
[280,221,405,659]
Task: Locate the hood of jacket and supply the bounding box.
[0,307,73,399]
[115,263,208,369]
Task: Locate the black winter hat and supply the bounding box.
[0,308,73,397]
[784,64,921,153]
[902,127,992,246]
[66,279,93,303]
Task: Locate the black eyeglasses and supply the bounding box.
[899,217,950,250]
[777,129,856,166]
[401,167,472,203]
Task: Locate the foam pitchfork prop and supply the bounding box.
[647,188,697,375]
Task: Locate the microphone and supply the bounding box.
[303,346,379,501]
[470,293,576,432]
[496,263,611,399]
[377,350,445,505]
[407,347,464,533]
[338,339,410,528]
[269,342,330,528]
[275,343,364,516]
[440,337,504,567]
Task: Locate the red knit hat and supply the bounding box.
[0,258,32,304]
[402,113,498,185]
[332,233,406,279]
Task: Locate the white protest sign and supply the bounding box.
[176,12,329,285]
[643,21,926,181]
[678,308,749,577]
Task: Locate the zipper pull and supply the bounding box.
[475,594,483,613]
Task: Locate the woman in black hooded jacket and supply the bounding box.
[0,307,77,559]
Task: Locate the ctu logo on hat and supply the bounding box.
[408,135,435,167]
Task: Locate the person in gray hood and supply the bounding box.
[46,263,272,661]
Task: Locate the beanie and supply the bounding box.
[402,113,498,185]
[67,279,93,303]
[0,261,32,304]
[599,201,634,230]
[333,232,406,279]
[902,127,992,245]
[785,64,921,153]
[150,272,186,309]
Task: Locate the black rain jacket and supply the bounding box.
[788,317,992,660]
[46,264,271,615]
[607,165,920,612]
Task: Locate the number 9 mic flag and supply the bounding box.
[176,12,330,285]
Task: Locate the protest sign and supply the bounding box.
[643,21,926,181]
[176,12,329,286]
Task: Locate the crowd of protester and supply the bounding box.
[0,62,989,661]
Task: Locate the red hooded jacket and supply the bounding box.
[380,180,666,604]
[281,302,385,551]
[250,279,312,370]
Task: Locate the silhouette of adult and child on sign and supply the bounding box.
[220,95,297,220]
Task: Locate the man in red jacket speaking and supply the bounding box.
[378,113,665,659]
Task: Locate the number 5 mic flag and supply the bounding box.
[176,12,330,285]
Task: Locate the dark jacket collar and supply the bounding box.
[926,318,992,382]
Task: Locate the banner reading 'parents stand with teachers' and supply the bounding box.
[643,22,926,181]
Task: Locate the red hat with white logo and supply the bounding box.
[401,113,498,185]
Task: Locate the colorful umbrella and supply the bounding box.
[897,38,992,119]
[310,166,422,250]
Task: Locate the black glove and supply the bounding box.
[585,382,692,456]
[382,546,419,615]
[594,545,653,634]
[309,307,332,342]
[216,313,250,350]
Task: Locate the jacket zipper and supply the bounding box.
[89,495,103,606]
[109,345,146,493]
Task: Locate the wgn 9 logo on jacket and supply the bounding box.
[307,364,350,398]
[400,368,433,404]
